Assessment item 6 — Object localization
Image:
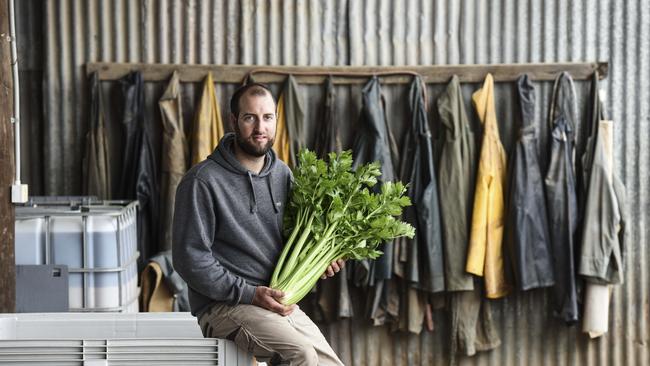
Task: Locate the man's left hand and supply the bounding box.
[321,259,345,279]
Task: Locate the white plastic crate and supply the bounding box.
[15,199,139,312]
[0,313,253,365]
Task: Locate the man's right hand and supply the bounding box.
[251,286,296,316]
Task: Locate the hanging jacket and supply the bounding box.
[387,77,444,334]
[283,75,306,167]
[274,93,292,165]
[312,77,342,157]
[572,72,604,284]
[119,72,159,270]
[504,75,555,291]
[578,72,627,285]
[159,72,189,251]
[577,72,604,213]
[83,72,111,200]
[118,74,144,199]
[449,281,501,360]
[580,116,626,338]
[545,72,580,324]
[466,74,510,299]
[394,280,427,334]
[397,76,445,293]
[312,78,353,322]
[274,76,304,167]
[351,76,398,286]
[437,75,478,292]
[351,77,400,324]
[191,73,225,166]
[579,123,627,284]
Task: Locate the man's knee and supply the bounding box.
[285,342,318,366]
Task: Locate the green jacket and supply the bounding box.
[436,75,477,292]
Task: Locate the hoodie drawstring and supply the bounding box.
[247,170,280,214]
[247,171,258,213]
[267,171,280,213]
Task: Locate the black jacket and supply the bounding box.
[351,77,400,324]
[397,77,445,293]
[505,75,555,291]
[119,72,159,270]
[544,72,580,324]
[82,72,111,200]
[351,76,398,286]
[311,78,354,323]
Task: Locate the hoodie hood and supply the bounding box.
[208,132,281,214]
[209,132,277,177]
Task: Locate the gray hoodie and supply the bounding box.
[172,133,292,316]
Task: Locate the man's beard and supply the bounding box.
[234,126,275,157]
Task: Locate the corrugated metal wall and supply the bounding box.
[15,0,649,365]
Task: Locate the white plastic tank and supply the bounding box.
[14,218,45,265]
[49,216,85,309]
[14,199,139,312]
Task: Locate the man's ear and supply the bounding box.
[229,113,237,131]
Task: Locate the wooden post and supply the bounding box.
[0,0,16,313]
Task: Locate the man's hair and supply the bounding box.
[229,82,275,118]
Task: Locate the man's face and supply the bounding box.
[233,92,277,157]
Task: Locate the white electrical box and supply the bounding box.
[11,184,28,203]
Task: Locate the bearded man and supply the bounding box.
[173,82,344,366]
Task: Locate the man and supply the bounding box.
[173,83,345,366]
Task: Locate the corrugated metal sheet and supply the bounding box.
[14,0,650,365]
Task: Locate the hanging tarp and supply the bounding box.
[466,73,510,299]
[191,73,225,166]
[159,71,189,251]
[545,72,580,324]
[82,72,111,200]
[504,74,555,291]
[436,75,478,292]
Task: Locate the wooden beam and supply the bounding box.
[0,0,16,313]
[87,62,608,84]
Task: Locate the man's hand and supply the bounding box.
[321,258,346,279]
[251,286,296,316]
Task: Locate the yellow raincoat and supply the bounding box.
[466,74,510,299]
[274,93,291,166]
[191,73,225,165]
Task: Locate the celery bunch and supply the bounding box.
[270,150,415,305]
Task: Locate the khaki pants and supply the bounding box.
[198,303,343,366]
